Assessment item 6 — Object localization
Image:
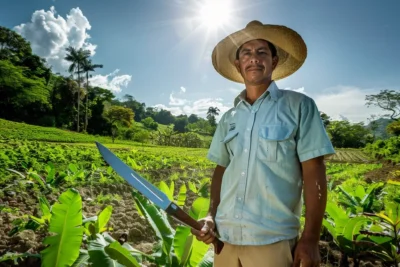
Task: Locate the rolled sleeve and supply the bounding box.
[207,113,230,167]
[296,98,335,162]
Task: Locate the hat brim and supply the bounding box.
[211,23,307,83]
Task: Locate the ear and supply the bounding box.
[234,59,241,73]
[272,56,279,71]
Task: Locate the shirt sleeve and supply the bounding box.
[207,112,230,167]
[296,97,335,162]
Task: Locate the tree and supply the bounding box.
[142,117,158,130]
[188,114,200,124]
[80,59,103,132]
[174,116,189,133]
[365,89,400,121]
[207,107,220,127]
[104,106,134,142]
[65,46,91,132]
[327,120,373,148]
[320,112,330,128]
[386,121,400,136]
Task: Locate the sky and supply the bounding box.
[1,0,399,123]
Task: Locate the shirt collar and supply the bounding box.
[233,81,281,107]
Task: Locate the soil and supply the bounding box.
[0,163,399,267]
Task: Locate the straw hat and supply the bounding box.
[211,20,307,83]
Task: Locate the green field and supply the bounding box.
[1,119,399,267]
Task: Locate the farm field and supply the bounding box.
[0,120,399,267]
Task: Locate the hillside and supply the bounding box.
[366,118,393,139]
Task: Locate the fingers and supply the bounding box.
[190,218,216,244]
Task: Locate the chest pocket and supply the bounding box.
[257,124,295,162]
[222,130,239,157]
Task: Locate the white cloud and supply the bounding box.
[154,97,232,119]
[89,69,132,93]
[14,6,96,73]
[180,86,186,93]
[312,86,386,123]
[169,93,189,106]
[283,87,307,94]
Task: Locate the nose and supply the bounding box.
[249,53,260,64]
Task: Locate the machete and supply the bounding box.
[95,142,224,254]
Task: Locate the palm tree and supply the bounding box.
[207,107,220,127]
[207,106,220,117]
[64,46,91,132]
[80,59,103,132]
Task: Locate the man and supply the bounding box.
[191,20,335,267]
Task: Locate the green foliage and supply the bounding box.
[364,136,400,163]
[386,120,400,136]
[327,120,373,148]
[41,189,84,267]
[142,117,158,130]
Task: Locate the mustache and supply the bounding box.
[246,65,264,70]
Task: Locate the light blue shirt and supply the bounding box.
[207,81,335,245]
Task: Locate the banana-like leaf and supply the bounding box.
[39,196,51,222]
[41,189,84,267]
[198,250,214,267]
[343,217,370,241]
[104,241,141,267]
[188,181,197,193]
[387,180,400,186]
[132,191,174,264]
[173,197,210,267]
[88,234,124,267]
[28,172,46,189]
[71,249,89,267]
[159,181,173,201]
[95,205,112,234]
[177,184,187,207]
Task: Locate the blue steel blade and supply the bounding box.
[96,142,171,210]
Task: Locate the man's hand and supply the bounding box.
[190,215,216,244]
[292,237,320,267]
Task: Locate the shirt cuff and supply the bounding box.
[298,146,336,162]
[207,153,229,167]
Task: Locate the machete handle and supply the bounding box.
[167,203,224,254]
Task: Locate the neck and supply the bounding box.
[244,80,273,105]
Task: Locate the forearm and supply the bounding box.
[208,165,225,218]
[301,157,327,243]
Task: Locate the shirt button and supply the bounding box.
[235,215,239,219]
[247,128,250,131]
[238,197,242,201]
[244,149,248,153]
[241,172,245,176]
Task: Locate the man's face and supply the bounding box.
[234,39,279,85]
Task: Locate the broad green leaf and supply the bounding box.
[189,238,210,267]
[385,202,400,226]
[96,205,112,234]
[323,219,337,239]
[173,226,192,264]
[106,166,113,175]
[122,242,155,263]
[69,163,78,173]
[46,164,56,184]
[88,234,124,267]
[189,197,210,219]
[30,215,45,225]
[177,184,187,207]
[28,172,46,189]
[188,181,198,193]
[39,196,51,222]
[132,191,174,263]
[41,189,83,267]
[104,241,141,267]
[169,181,175,197]
[387,180,400,186]
[343,216,370,241]
[198,250,214,267]
[71,249,89,267]
[159,181,173,201]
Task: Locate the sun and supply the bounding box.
[197,0,233,30]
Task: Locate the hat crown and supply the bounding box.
[246,20,263,28]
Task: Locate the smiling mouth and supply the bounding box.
[247,68,263,71]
